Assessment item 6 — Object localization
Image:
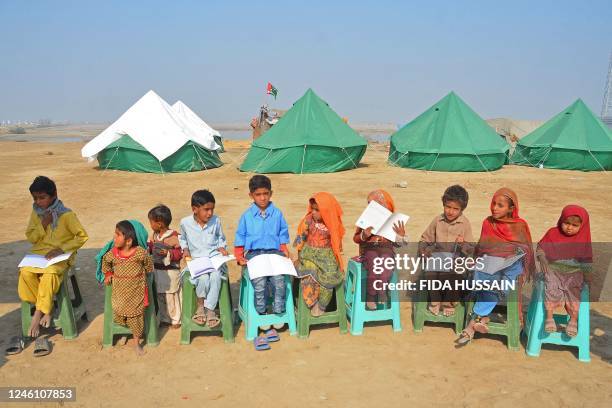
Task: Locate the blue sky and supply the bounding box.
[0,0,610,123]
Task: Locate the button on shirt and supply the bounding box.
[179,214,227,258]
[234,202,289,251]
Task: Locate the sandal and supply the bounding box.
[205,308,220,329]
[192,303,207,326]
[5,336,25,355]
[454,329,474,348]
[443,306,455,317]
[473,317,489,334]
[264,329,280,342]
[544,318,557,333]
[33,336,51,357]
[565,320,578,337]
[253,335,270,351]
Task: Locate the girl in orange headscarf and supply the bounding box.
[456,187,534,346]
[353,189,407,310]
[294,192,345,317]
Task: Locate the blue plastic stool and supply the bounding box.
[344,259,402,335]
[237,268,297,341]
[524,280,590,362]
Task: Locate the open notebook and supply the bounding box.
[355,200,410,241]
[246,254,297,280]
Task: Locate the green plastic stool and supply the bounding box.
[237,268,297,341]
[102,273,159,347]
[523,280,590,362]
[21,267,87,340]
[180,273,235,344]
[465,284,521,351]
[296,280,348,339]
[344,259,402,335]
[412,279,466,335]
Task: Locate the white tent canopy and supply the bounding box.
[172,100,221,138]
[81,90,219,161]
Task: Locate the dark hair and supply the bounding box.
[191,190,215,207]
[249,175,272,192]
[116,220,137,247]
[29,176,57,196]
[148,204,172,227]
[442,185,469,210]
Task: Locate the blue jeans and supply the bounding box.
[189,265,226,310]
[473,259,523,317]
[246,249,287,314]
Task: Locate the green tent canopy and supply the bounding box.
[97,135,222,173]
[388,91,509,172]
[510,99,612,171]
[240,88,367,173]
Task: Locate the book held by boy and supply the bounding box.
[186,254,235,279]
[18,252,73,269]
[355,200,410,242]
[246,253,297,280]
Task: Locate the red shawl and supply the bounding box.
[477,188,535,280]
[538,205,592,263]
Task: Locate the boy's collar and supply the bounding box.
[440,213,463,224]
[250,202,273,215]
[193,214,214,226]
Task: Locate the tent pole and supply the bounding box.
[588,149,607,172]
[191,144,209,171]
[101,147,120,175]
[428,153,440,172]
[474,154,491,173]
[300,145,307,174]
[342,147,359,169]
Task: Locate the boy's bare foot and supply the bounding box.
[29,310,43,338]
[131,338,145,356]
[39,313,53,328]
[544,318,557,333]
[443,306,455,317]
[565,318,578,337]
[427,304,440,315]
[310,303,325,317]
[366,301,377,310]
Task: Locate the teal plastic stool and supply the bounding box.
[524,280,590,362]
[237,268,297,341]
[21,267,87,340]
[344,259,402,335]
[296,280,348,339]
[465,284,521,351]
[180,273,235,344]
[412,276,466,335]
[102,272,159,347]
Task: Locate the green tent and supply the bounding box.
[240,88,367,173]
[511,99,612,171]
[97,135,222,173]
[388,91,509,172]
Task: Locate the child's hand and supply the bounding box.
[237,257,247,266]
[455,234,465,244]
[45,248,64,260]
[218,248,228,256]
[182,249,191,260]
[362,227,374,239]
[392,221,406,237]
[158,248,168,256]
[41,212,53,229]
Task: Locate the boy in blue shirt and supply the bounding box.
[179,190,228,328]
[234,175,291,345]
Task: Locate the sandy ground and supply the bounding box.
[0,140,611,407]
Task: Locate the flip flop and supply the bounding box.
[254,335,270,351]
[544,318,557,333]
[454,330,474,348]
[191,312,207,326]
[33,337,51,357]
[265,329,280,342]
[205,309,220,329]
[565,320,578,337]
[5,336,25,355]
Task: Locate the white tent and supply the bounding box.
[81,90,220,161]
[172,100,221,138]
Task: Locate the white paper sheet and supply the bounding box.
[355,200,410,241]
[246,254,297,280]
[18,252,73,269]
[474,253,525,275]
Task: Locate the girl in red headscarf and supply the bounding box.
[537,205,592,337]
[294,192,345,316]
[456,187,534,346]
[353,189,407,310]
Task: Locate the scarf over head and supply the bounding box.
[477,188,535,280]
[538,205,592,263]
[367,189,395,212]
[296,192,345,270]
